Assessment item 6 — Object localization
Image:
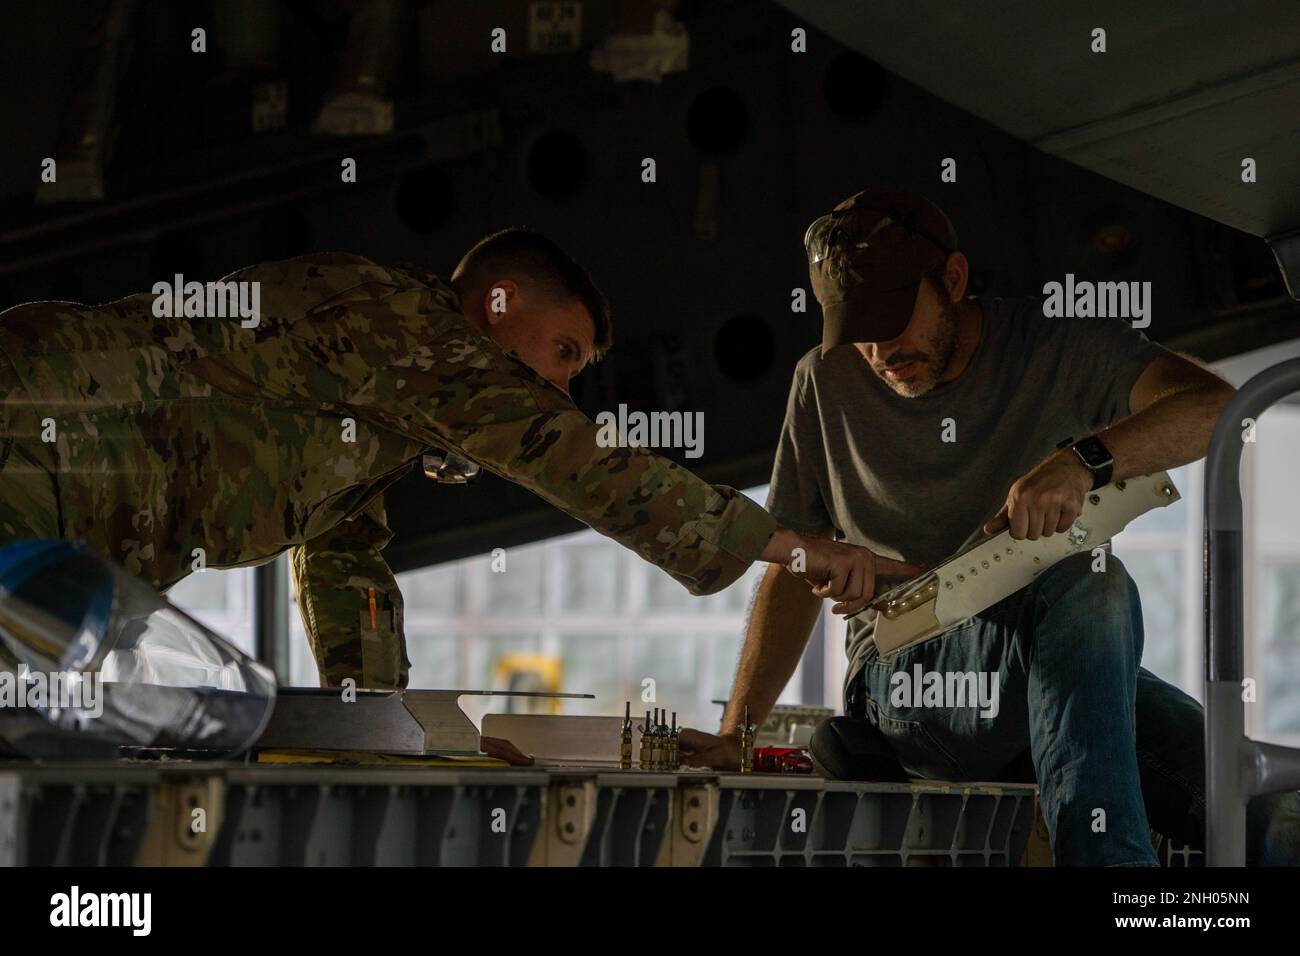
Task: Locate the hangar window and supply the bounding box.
[377,484,805,732]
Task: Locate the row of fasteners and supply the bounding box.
[619,702,680,770]
[618,701,757,773]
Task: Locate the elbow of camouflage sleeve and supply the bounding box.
[675,557,747,597]
[673,490,778,596]
[711,488,778,564]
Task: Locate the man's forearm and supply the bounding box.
[760,526,805,564]
[719,563,824,737]
[1098,383,1235,482]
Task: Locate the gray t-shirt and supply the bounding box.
[765,296,1169,691]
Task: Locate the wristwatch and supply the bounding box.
[1064,435,1114,490]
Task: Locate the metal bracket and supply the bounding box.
[872,473,1179,657]
[526,779,597,867]
[136,776,223,866]
[554,783,593,845]
[655,782,719,867]
[255,688,592,755]
[679,787,710,844]
[1266,227,1300,301]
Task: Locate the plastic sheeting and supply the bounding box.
[0,539,275,757]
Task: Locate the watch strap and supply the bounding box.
[1071,436,1114,490]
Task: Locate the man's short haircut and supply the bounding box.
[450,227,612,359]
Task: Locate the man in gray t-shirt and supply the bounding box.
[679,188,1300,866]
[772,294,1165,690]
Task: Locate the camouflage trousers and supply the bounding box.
[0,435,409,691]
[289,541,411,692]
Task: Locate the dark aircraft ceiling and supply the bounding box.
[2,1,1297,571]
[777,0,1300,291]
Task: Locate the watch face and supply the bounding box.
[1075,437,1112,467]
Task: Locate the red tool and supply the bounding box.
[751,746,814,774]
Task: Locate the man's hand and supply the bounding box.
[761,528,928,616]
[677,728,741,771]
[479,735,535,766]
[983,448,1093,540]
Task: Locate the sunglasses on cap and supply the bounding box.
[803,207,951,270]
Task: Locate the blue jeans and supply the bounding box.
[852,551,1300,866]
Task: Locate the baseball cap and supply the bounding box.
[805,188,959,350]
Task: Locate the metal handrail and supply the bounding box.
[1204,356,1300,865]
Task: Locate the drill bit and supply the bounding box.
[740,703,755,773]
[619,700,633,769]
[667,711,680,771]
[639,710,654,770]
[653,708,665,770]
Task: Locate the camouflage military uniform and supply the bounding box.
[0,253,776,688]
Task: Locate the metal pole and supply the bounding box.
[253,554,291,686]
[1204,357,1300,865]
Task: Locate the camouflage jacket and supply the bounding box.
[0,253,776,688]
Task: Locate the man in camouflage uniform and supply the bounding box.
[0,229,898,689]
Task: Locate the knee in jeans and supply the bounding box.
[1034,552,1142,651]
[1042,550,1137,609]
